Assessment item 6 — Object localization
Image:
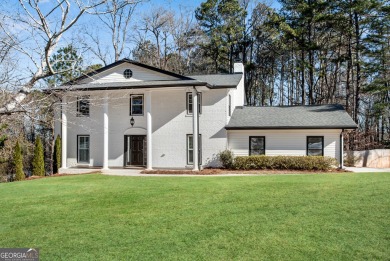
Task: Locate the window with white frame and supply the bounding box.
[186,92,202,114]
[130,94,144,115]
[249,136,265,155]
[187,134,202,165]
[78,135,90,163]
[77,96,90,117]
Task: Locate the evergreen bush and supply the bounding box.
[14,141,25,181]
[233,155,337,171]
[53,135,61,173]
[218,150,234,169]
[32,137,45,176]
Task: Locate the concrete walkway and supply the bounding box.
[345,167,390,173]
[60,167,390,176]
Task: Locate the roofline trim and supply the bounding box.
[44,82,208,93]
[225,126,358,130]
[205,84,237,89]
[66,59,193,84]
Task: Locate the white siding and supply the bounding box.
[79,63,177,84]
[228,129,341,163]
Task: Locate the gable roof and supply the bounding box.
[68,58,193,84]
[51,60,243,91]
[226,104,357,130]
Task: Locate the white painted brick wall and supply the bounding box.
[59,87,234,169]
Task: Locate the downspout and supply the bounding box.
[193,86,201,171]
[340,129,344,169]
[197,90,201,170]
[192,86,200,171]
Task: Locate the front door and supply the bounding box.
[124,135,146,166]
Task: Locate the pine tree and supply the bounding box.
[45,44,83,86]
[195,0,246,73]
[32,137,45,176]
[14,141,25,181]
[53,135,61,174]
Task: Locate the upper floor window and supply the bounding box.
[307,136,324,156]
[77,96,90,117]
[130,94,143,115]
[124,69,133,79]
[249,136,265,155]
[187,92,202,115]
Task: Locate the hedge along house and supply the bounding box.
[51,59,356,172]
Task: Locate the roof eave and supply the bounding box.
[44,81,208,93]
[206,84,237,89]
[225,126,358,130]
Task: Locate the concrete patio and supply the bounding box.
[344,167,390,173]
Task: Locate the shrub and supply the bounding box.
[13,141,25,181]
[218,150,234,169]
[233,155,337,171]
[53,135,61,173]
[32,137,45,176]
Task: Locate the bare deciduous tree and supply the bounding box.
[0,0,107,115]
[84,0,143,65]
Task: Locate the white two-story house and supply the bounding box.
[53,59,356,171]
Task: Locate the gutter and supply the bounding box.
[194,86,201,170]
[225,126,358,130]
[340,129,344,168]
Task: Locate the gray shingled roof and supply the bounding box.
[52,80,205,91]
[226,105,357,129]
[189,74,242,88]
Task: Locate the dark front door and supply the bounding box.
[124,135,146,166]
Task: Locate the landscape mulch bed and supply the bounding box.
[141,168,350,175]
[25,172,98,180]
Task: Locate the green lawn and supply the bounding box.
[0,173,389,260]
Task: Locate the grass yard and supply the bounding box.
[0,173,389,260]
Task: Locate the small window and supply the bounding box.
[249,136,265,155]
[187,134,202,165]
[186,92,202,114]
[307,136,324,156]
[77,96,90,117]
[78,135,90,163]
[124,69,133,79]
[130,94,143,115]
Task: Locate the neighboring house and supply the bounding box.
[52,59,357,171]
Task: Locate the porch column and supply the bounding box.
[192,89,199,171]
[146,91,152,170]
[103,94,109,170]
[61,96,67,169]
